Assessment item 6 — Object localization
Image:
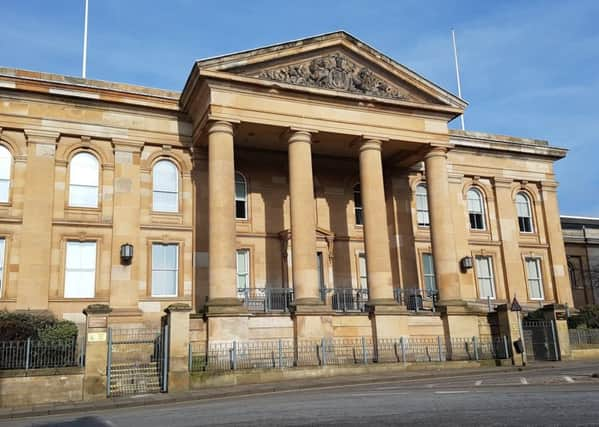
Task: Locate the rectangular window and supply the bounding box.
[416,194,430,227]
[236,249,250,297]
[526,258,544,300]
[152,243,178,297]
[475,256,495,299]
[358,253,368,289]
[422,253,437,294]
[317,252,325,291]
[0,238,5,296]
[64,241,96,298]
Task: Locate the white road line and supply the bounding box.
[475,380,483,386]
[520,377,528,385]
[435,391,469,394]
[563,376,575,383]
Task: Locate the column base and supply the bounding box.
[204,298,248,316]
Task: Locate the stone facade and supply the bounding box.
[0,32,573,342]
[561,216,599,307]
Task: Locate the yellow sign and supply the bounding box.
[87,332,107,342]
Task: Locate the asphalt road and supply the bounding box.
[3,362,599,426]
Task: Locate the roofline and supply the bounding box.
[187,30,467,110]
[561,215,599,222]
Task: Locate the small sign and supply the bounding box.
[88,332,107,342]
[88,316,107,328]
[556,312,567,321]
[510,297,522,312]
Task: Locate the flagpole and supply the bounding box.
[82,0,89,78]
[451,29,465,131]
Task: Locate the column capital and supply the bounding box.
[287,129,313,144]
[424,143,453,160]
[207,120,235,136]
[24,129,60,146]
[359,139,384,153]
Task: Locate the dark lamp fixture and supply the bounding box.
[120,243,134,265]
[460,256,473,271]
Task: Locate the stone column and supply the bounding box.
[425,145,479,339]
[83,304,111,400]
[359,139,394,303]
[205,121,248,342]
[109,141,143,319]
[541,181,574,306]
[424,146,461,303]
[206,121,240,309]
[287,130,319,305]
[16,130,58,310]
[164,303,192,392]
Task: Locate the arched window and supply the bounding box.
[0,146,12,203]
[415,184,430,227]
[69,152,99,208]
[235,172,247,219]
[353,184,363,225]
[467,188,485,230]
[516,192,534,233]
[152,160,179,212]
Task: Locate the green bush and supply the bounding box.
[38,320,79,343]
[0,310,78,342]
[568,305,599,329]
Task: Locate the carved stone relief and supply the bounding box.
[256,52,409,100]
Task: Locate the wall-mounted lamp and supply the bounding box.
[120,243,134,265]
[460,256,473,271]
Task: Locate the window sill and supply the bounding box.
[65,206,101,213]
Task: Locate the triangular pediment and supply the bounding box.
[192,31,467,110]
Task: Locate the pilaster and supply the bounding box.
[83,304,111,400]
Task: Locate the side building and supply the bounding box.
[562,216,599,307]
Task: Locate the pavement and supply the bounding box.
[2,361,599,426]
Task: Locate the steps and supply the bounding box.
[109,362,162,397]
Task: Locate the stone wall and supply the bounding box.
[0,369,83,408]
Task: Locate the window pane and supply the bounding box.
[0,153,11,180]
[236,200,246,219]
[71,153,99,186]
[235,181,246,200]
[64,242,96,298]
[476,257,495,299]
[152,270,177,296]
[0,180,9,203]
[358,254,367,288]
[69,185,98,208]
[153,191,178,212]
[153,161,178,192]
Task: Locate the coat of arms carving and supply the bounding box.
[256,52,408,101]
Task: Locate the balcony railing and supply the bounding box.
[323,288,369,312]
[238,287,294,313]
[394,288,438,312]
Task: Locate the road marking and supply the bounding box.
[435,390,469,394]
[563,376,574,383]
[475,380,483,386]
[520,377,528,385]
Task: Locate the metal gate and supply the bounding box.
[522,320,559,361]
[107,324,169,397]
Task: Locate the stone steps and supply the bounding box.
[109,362,162,397]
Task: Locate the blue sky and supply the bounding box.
[1,0,597,216]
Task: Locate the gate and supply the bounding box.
[522,320,559,361]
[107,324,169,397]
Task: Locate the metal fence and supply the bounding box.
[569,329,599,348]
[325,288,369,312]
[393,288,438,312]
[239,288,294,312]
[189,335,510,373]
[0,336,85,370]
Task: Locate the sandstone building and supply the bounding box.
[0,32,573,343]
[562,215,599,307]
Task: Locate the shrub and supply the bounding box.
[38,320,79,343]
[568,305,599,329]
[0,310,78,342]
